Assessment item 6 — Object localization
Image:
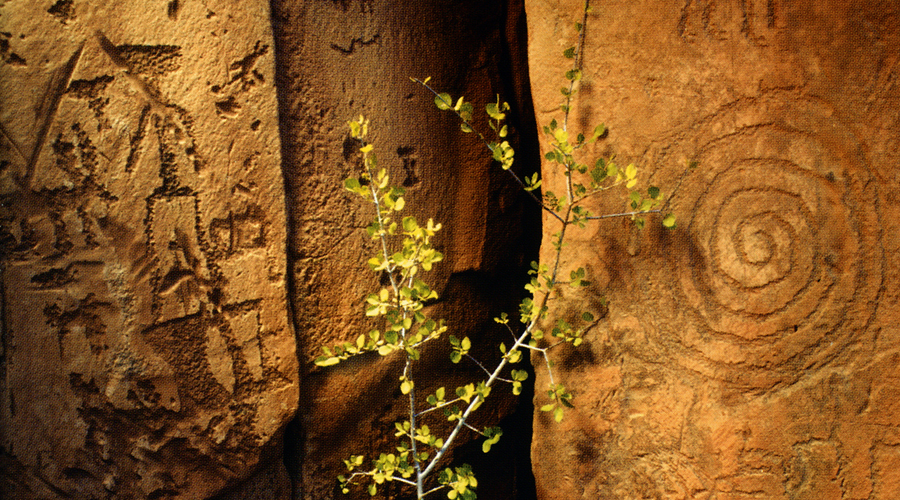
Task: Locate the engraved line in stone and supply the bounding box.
[686,167,831,320]
[331,35,381,55]
[167,0,180,20]
[700,189,825,319]
[25,42,83,188]
[229,41,269,85]
[125,105,152,173]
[95,31,169,112]
[0,119,28,164]
[708,190,811,284]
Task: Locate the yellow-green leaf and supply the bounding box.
[625,163,637,180]
[314,356,340,367]
[663,213,677,228]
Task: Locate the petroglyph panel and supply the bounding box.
[664,93,883,388]
[0,1,296,498]
[526,1,900,499]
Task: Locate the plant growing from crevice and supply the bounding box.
[314,2,676,498]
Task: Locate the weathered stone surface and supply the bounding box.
[270,1,539,498]
[526,0,900,498]
[0,1,297,498]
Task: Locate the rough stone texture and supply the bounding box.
[0,1,297,498]
[270,1,539,498]
[526,0,900,498]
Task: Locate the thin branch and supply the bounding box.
[464,353,493,378]
[411,78,565,225]
[585,209,661,220]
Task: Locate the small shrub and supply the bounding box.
[314,3,675,498]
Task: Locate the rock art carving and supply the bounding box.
[666,93,883,389]
[0,2,296,498]
[526,1,900,499]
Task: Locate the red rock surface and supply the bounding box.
[270,1,539,498]
[526,1,900,498]
[0,1,297,498]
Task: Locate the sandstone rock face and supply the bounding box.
[526,1,900,498]
[0,1,297,498]
[270,1,538,498]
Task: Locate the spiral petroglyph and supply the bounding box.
[667,93,883,386]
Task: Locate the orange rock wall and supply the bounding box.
[270,1,538,498]
[0,1,297,498]
[5,1,898,499]
[526,1,900,498]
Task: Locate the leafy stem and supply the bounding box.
[318,2,682,498]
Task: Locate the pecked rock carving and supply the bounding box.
[526,0,899,499]
[0,1,296,499]
[665,93,883,389]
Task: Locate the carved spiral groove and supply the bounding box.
[670,95,882,384]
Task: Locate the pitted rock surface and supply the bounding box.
[526,1,900,498]
[0,1,297,498]
[270,1,538,498]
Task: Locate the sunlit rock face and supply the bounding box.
[0,1,297,498]
[525,1,900,498]
[270,1,539,499]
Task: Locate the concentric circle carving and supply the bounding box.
[666,94,882,386]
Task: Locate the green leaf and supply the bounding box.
[563,46,576,59]
[648,185,661,199]
[582,311,594,322]
[625,163,638,180]
[554,406,565,423]
[314,356,340,367]
[402,216,418,232]
[482,427,502,453]
[486,101,505,120]
[663,213,677,228]
[553,128,568,144]
[344,177,361,192]
[435,93,452,110]
[565,68,582,82]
